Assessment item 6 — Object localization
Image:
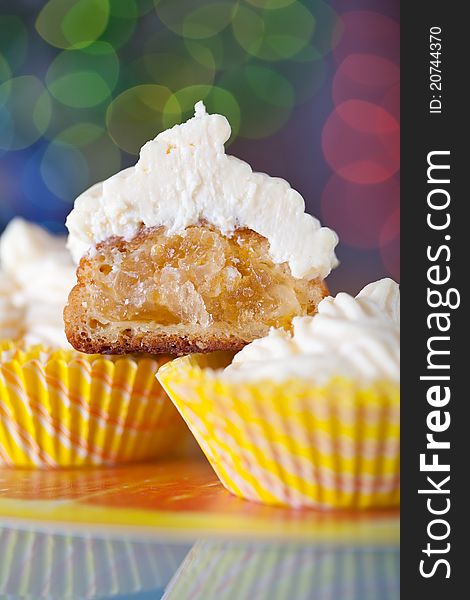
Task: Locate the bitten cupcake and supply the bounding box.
[64,102,338,355]
[0,220,188,467]
[158,278,400,509]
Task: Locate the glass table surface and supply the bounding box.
[0,459,399,599]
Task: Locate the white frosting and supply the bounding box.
[0,219,76,348]
[66,102,338,280]
[0,272,24,340]
[224,278,400,385]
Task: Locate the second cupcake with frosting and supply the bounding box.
[158,278,400,509]
[0,218,75,347]
[0,219,189,468]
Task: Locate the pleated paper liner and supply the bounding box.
[0,341,189,467]
[158,353,400,509]
[163,540,399,600]
[0,525,189,599]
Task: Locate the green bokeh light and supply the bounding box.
[34,90,54,135]
[0,54,11,85]
[182,3,237,39]
[163,85,240,141]
[138,30,218,92]
[80,130,122,185]
[144,27,186,54]
[49,72,111,109]
[41,141,89,201]
[106,84,173,154]
[0,76,52,151]
[219,65,293,138]
[184,38,222,70]
[100,0,138,49]
[43,96,107,142]
[46,42,119,108]
[52,125,122,193]
[0,0,341,199]
[156,0,238,38]
[62,0,110,48]
[36,0,110,50]
[308,0,340,57]
[42,131,122,203]
[232,1,315,60]
[184,26,249,70]
[109,0,139,18]
[134,49,216,92]
[245,65,294,108]
[231,6,264,58]
[138,0,157,15]
[56,122,104,147]
[0,16,28,72]
[245,0,296,9]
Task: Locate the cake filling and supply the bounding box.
[84,225,325,338]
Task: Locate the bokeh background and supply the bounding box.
[0,0,399,293]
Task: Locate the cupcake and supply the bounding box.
[64,101,338,356]
[0,218,75,348]
[0,271,23,341]
[158,278,400,509]
[0,342,188,467]
[0,220,189,467]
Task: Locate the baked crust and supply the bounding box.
[64,226,329,355]
[64,326,249,356]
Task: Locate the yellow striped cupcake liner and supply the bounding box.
[0,341,188,467]
[158,353,400,509]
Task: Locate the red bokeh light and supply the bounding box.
[323,8,400,283]
[381,81,400,121]
[333,10,400,64]
[333,53,399,109]
[322,99,399,184]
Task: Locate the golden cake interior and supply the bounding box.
[65,225,327,353]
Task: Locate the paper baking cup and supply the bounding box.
[158,353,400,509]
[163,540,399,600]
[0,341,187,467]
[0,525,189,599]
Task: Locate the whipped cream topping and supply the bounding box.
[223,278,400,385]
[0,219,76,348]
[66,102,338,280]
[0,272,23,340]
